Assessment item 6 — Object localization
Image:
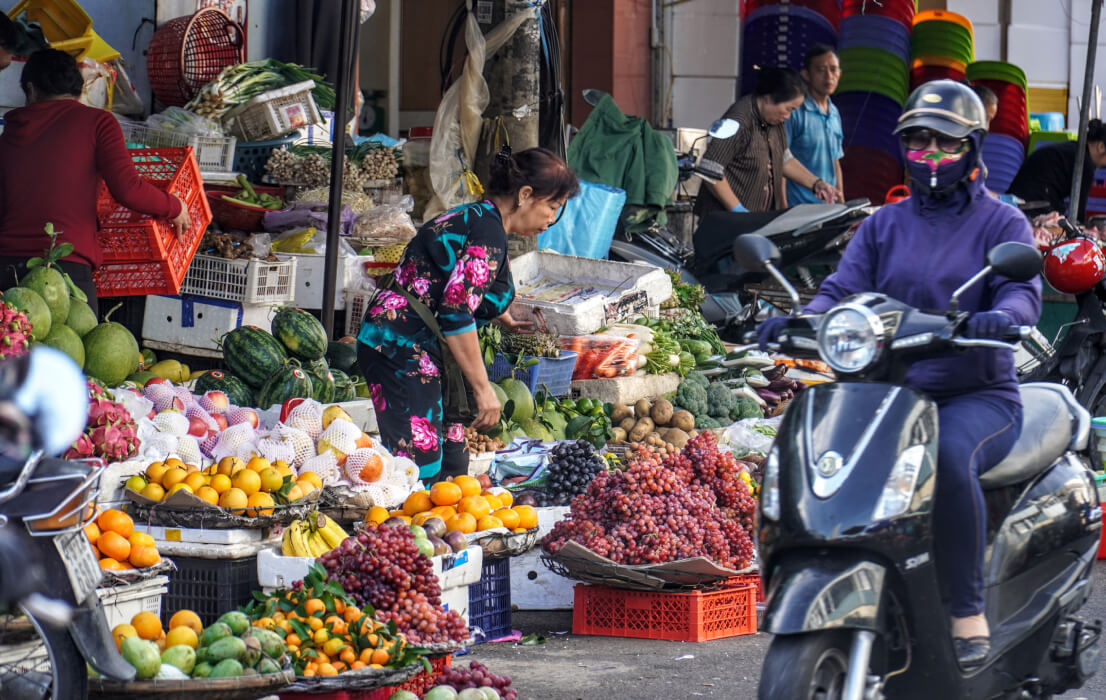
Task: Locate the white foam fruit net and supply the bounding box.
[255,432,296,466]
[212,422,257,462]
[286,400,324,439]
[142,382,172,403]
[274,423,315,469]
[300,451,341,485]
[393,456,420,488]
[343,447,388,484]
[318,419,361,460]
[152,411,190,436]
[175,435,203,465]
[350,482,408,509]
[186,405,218,432]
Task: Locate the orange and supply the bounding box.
[112,623,138,651]
[131,611,162,640]
[459,495,490,520]
[141,483,165,502]
[209,473,232,494]
[370,648,390,665]
[167,483,193,497]
[318,663,338,677]
[165,626,198,649]
[359,648,374,664]
[100,557,129,570]
[84,520,100,546]
[161,468,188,490]
[169,610,203,635]
[307,616,324,632]
[296,479,318,498]
[351,660,366,670]
[446,512,477,534]
[322,636,346,657]
[494,507,520,529]
[259,468,284,493]
[476,515,504,531]
[490,488,513,507]
[164,457,185,470]
[452,474,481,498]
[274,460,293,477]
[195,485,220,505]
[246,492,275,517]
[218,487,248,512]
[128,532,155,549]
[513,504,538,530]
[304,598,326,617]
[483,493,503,510]
[97,531,131,562]
[313,628,329,645]
[232,469,261,496]
[285,484,305,502]
[358,453,384,482]
[403,490,433,516]
[299,471,323,490]
[145,462,168,484]
[286,633,302,647]
[430,481,463,507]
[343,606,362,623]
[129,545,161,568]
[324,616,346,636]
[97,509,134,537]
[430,505,457,520]
[246,456,271,473]
[332,598,345,614]
[217,456,246,476]
[184,472,208,492]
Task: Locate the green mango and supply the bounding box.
[199,622,232,647]
[209,658,244,678]
[206,635,247,663]
[217,611,250,636]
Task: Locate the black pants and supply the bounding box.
[0,256,98,316]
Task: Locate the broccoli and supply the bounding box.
[675,381,708,416]
[683,372,710,389]
[729,396,764,421]
[695,415,722,430]
[707,383,736,418]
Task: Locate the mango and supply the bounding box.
[209,658,244,678]
[192,661,213,678]
[160,645,196,675]
[217,610,250,636]
[199,621,232,647]
[120,636,161,680]
[206,635,247,663]
[256,656,282,674]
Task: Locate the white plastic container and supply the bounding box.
[141,294,279,353]
[96,576,169,630]
[441,585,470,624]
[223,81,323,142]
[275,253,374,310]
[136,523,264,545]
[179,255,297,305]
[256,545,313,589]
[509,251,672,335]
[511,507,573,610]
[433,545,483,591]
[118,120,237,173]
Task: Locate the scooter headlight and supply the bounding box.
[817,304,884,374]
[872,444,927,521]
[761,448,781,521]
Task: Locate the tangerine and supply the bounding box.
[131,611,162,640]
[97,509,134,537]
[304,598,326,617]
[513,504,538,529]
[246,456,271,473]
[459,495,491,519]
[488,487,512,507]
[129,545,160,568]
[99,557,128,570]
[128,532,155,548]
[318,663,338,677]
[494,507,520,529]
[145,462,168,484]
[370,648,390,665]
[141,483,165,502]
[445,512,477,534]
[112,623,137,651]
[97,531,131,561]
[165,626,198,649]
[167,483,193,497]
[403,490,433,516]
[476,515,504,531]
[246,492,275,517]
[285,484,305,502]
[430,505,457,520]
[259,468,284,493]
[232,469,261,496]
[169,610,203,635]
[274,460,293,477]
[366,505,390,524]
[452,474,481,498]
[430,481,463,507]
[161,468,188,490]
[483,493,503,510]
[299,471,323,490]
[164,458,185,470]
[296,479,318,498]
[218,487,249,512]
[195,485,220,505]
[183,472,208,492]
[84,520,100,546]
[217,456,246,476]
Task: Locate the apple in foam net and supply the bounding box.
[144,377,170,388]
[204,391,230,413]
[229,408,259,429]
[211,413,228,431]
[187,415,211,438]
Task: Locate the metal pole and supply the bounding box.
[1069,0,1104,223]
[322,0,361,336]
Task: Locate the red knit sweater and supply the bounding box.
[0,100,182,268]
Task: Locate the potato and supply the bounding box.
[634,399,652,418]
[650,399,674,426]
[611,404,633,423]
[671,410,695,432]
[611,427,628,442]
[619,417,637,433]
[628,417,655,443]
[662,428,690,449]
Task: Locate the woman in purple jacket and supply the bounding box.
[760,80,1042,669]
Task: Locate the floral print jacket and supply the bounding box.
[357,201,515,358]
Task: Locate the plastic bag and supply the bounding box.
[560,334,641,380]
[263,203,356,238]
[537,181,626,259]
[352,202,417,245]
[722,416,783,455]
[148,107,224,138]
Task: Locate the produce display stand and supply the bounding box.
[126,487,322,529]
[541,541,748,591]
[88,669,295,700]
[277,662,423,694]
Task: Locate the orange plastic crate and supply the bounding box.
[361,654,452,700]
[572,582,757,642]
[95,147,211,263]
[733,571,765,602]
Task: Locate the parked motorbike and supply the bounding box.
[733,233,1102,699]
[0,348,135,698]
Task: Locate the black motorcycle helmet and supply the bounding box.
[893,80,988,196]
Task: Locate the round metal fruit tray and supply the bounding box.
[279,661,422,693]
[88,669,295,700]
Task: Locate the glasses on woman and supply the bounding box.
[900,128,970,154]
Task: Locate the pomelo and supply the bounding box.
[65,299,98,338]
[82,305,140,386]
[41,323,85,368]
[22,266,69,324]
[518,418,553,441]
[497,378,534,422]
[3,287,50,340]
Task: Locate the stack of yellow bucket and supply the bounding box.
[7,0,121,63]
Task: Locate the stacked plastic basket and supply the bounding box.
[968,61,1029,193]
[910,10,974,88]
[836,0,914,204]
[739,0,840,95]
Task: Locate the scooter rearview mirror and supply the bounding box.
[582,89,609,106]
[708,118,739,139]
[733,234,781,272]
[986,241,1042,282]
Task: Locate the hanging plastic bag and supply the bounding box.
[560,334,641,380]
[352,200,417,245]
[537,181,626,259]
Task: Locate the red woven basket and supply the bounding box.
[147,8,244,107]
[205,184,284,232]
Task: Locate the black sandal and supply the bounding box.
[953,635,991,669]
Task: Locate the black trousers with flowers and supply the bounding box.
[358,343,469,482]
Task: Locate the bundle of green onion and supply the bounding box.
[185,59,335,119]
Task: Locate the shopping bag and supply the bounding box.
[537,181,626,259]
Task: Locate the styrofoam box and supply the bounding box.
[154,539,275,560]
[136,523,264,545]
[97,576,169,630]
[433,545,483,590]
[441,584,470,624]
[511,507,573,610]
[274,253,374,310]
[510,251,673,336]
[142,295,279,352]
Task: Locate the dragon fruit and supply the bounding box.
[0,303,32,360]
[66,383,140,462]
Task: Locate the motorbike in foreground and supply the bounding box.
[0,348,135,698]
[734,233,1102,699]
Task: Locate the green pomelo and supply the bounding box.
[41,323,84,368]
[64,299,98,337]
[491,383,508,409]
[22,266,69,324]
[498,378,534,422]
[82,315,140,386]
[518,418,553,441]
[3,287,50,340]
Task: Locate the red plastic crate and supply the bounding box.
[572,582,757,642]
[360,654,452,700]
[96,147,212,263]
[733,572,765,602]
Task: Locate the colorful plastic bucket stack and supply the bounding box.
[968,61,1029,192]
[835,0,914,204]
[910,10,974,88]
[739,1,840,95]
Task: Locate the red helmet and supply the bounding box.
[1043,238,1106,294]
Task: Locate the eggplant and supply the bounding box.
[757,388,782,405]
[767,378,794,392]
[762,364,789,381]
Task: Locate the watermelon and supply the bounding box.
[194,370,254,407]
[326,341,358,373]
[271,307,327,360]
[306,357,329,375]
[330,369,356,402]
[256,364,313,410]
[305,366,335,403]
[221,326,288,388]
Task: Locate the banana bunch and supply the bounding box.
[281,512,349,557]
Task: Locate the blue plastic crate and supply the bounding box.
[232,131,302,183]
[468,557,511,643]
[487,351,577,397]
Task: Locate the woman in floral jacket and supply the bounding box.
[357,147,579,480]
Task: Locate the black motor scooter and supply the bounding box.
[734,233,1102,699]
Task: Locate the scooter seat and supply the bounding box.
[980,383,1089,489]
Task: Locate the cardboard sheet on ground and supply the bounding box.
[543,541,755,590]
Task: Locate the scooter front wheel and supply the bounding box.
[758,630,854,700]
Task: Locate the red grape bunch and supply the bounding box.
[431,660,518,700]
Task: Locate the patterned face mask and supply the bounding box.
[905,147,967,173]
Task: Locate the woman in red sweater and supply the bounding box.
[0,49,190,313]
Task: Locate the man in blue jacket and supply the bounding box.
[760,80,1041,669]
[786,44,845,205]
